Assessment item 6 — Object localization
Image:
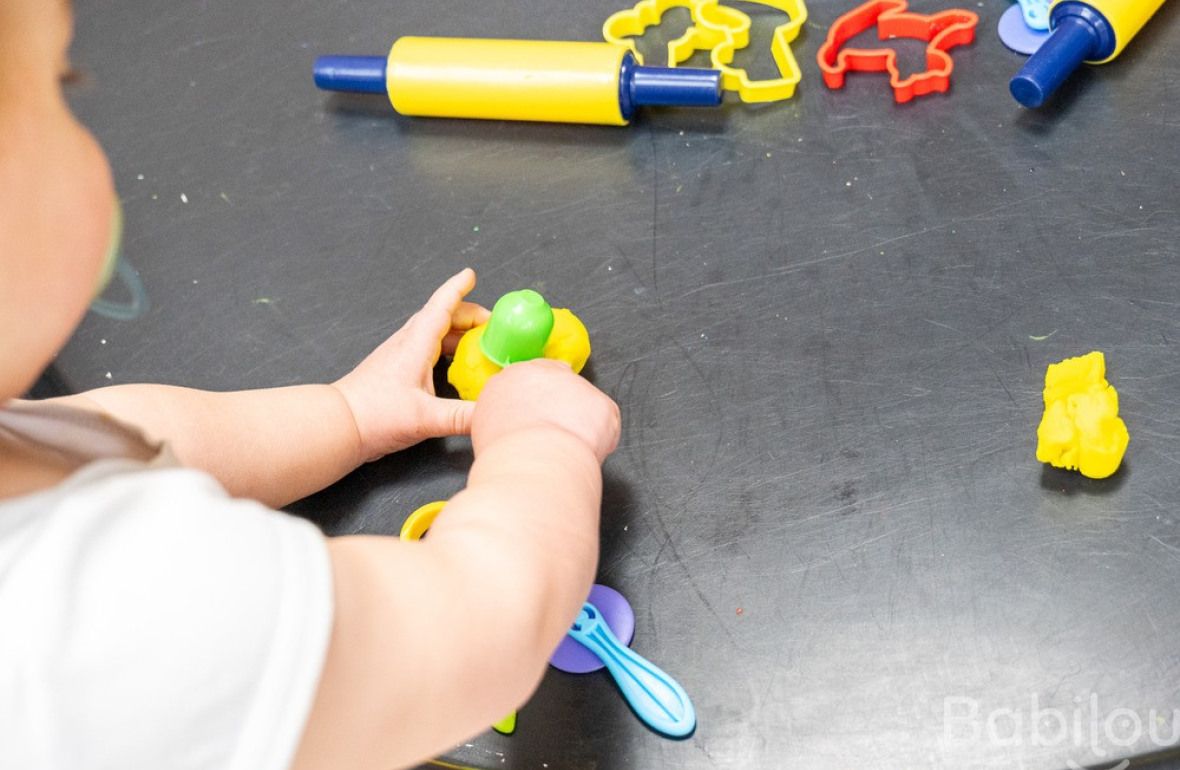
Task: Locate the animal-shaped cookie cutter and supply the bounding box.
[816,0,978,103]
[603,0,809,103]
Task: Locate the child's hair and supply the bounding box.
[60,66,84,85]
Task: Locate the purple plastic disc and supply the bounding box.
[550,584,635,674]
[998,4,1051,56]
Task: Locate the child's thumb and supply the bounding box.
[425,398,476,437]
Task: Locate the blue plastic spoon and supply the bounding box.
[567,602,696,738]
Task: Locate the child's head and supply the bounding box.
[1,0,119,399]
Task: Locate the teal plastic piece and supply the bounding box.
[1017,0,1051,30]
[90,201,149,321]
[479,289,555,366]
[567,602,696,738]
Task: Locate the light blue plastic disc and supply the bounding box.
[998,3,1052,55]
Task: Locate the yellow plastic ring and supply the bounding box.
[400,500,447,542]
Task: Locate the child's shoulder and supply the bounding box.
[0,434,333,770]
[0,398,325,561]
[0,405,333,770]
[0,397,167,499]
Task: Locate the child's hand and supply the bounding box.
[472,359,621,463]
[334,269,490,462]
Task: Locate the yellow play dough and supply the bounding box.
[1035,351,1129,479]
[447,307,590,401]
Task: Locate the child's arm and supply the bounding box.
[48,270,488,507]
[292,360,621,770]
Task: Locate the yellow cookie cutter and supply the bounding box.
[603,0,808,103]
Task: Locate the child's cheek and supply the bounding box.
[67,121,119,296]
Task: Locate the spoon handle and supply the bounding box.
[569,603,696,738]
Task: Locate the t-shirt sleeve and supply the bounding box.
[0,462,334,770]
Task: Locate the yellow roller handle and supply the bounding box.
[387,37,629,125]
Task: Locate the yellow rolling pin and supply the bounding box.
[1010,0,1167,107]
[313,37,722,125]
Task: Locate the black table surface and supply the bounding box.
[62,0,1180,767]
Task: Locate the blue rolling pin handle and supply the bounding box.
[618,53,723,119]
[313,55,388,94]
[1009,1,1116,108]
[630,66,723,107]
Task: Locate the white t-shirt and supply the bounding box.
[0,404,333,770]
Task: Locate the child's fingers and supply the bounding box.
[420,396,477,437]
[404,268,476,352]
[441,330,465,356]
[424,269,476,322]
[439,303,490,356]
[452,301,490,331]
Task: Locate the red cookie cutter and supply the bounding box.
[817,0,978,103]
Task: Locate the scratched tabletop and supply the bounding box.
[60,0,1180,768]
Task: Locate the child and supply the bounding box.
[0,2,622,769]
